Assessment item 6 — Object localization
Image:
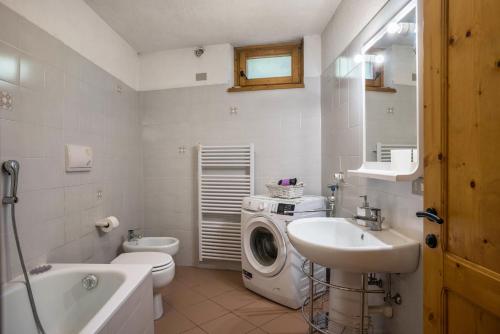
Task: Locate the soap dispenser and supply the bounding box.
[356,195,370,226]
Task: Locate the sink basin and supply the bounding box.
[123,237,179,256]
[287,217,420,273]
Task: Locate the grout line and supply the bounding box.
[164,267,308,333]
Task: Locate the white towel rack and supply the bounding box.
[198,144,254,262]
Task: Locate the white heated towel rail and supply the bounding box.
[376,143,417,162]
[198,145,254,262]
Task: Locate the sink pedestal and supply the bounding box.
[329,270,368,332]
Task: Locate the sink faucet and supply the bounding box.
[127,229,143,242]
[354,207,384,231]
[353,195,384,231]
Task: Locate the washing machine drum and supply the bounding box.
[244,215,287,277]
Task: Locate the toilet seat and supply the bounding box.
[152,261,174,272]
[112,252,173,272]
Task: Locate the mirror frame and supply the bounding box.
[349,0,422,182]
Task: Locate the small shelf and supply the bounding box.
[348,162,419,182]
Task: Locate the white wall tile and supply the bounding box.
[140,78,322,265]
[0,6,143,282]
[321,1,422,331]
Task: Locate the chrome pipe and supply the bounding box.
[309,261,315,334]
[360,273,366,334]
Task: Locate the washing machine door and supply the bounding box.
[243,215,287,277]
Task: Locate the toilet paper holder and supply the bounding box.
[96,216,120,232]
[95,219,110,228]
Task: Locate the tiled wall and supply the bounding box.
[365,86,417,161]
[321,1,423,333]
[0,3,143,282]
[139,80,322,266]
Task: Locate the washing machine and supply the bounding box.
[241,195,326,309]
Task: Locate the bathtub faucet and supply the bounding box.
[128,229,143,242]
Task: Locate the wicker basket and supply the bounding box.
[266,182,305,199]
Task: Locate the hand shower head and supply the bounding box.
[2,160,19,204]
[3,160,19,176]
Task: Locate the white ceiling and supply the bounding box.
[84,0,341,54]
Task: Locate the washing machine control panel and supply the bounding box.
[242,197,297,216]
[242,198,267,212]
[242,196,324,217]
[275,203,295,216]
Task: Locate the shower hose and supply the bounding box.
[7,203,46,334]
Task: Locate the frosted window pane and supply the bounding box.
[365,62,375,80]
[246,55,292,79]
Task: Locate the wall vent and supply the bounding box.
[196,72,207,81]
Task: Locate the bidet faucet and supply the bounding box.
[127,229,143,242]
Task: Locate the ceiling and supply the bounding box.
[84,0,341,54]
[371,8,417,50]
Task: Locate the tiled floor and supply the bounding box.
[155,266,309,334]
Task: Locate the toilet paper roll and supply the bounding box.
[97,216,120,232]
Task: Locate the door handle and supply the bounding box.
[416,208,444,224]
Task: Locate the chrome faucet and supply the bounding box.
[283,181,340,217]
[354,207,384,231]
[353,195,385,231]
[127,229,143,242]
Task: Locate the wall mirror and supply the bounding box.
[349,0,421,181]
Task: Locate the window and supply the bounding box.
[228,41,304,92]
[364,49,397,93]
[365,60,384,87]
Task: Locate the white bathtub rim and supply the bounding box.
[2,263,152,334]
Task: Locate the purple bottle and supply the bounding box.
[278,178,297,186]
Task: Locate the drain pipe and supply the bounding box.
[369,304,393,318]
[366,273,399,319]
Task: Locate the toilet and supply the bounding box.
[111,252,175,319]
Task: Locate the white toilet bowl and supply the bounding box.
[123,237,179,256]
[112,252,175,319]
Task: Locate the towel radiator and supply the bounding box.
[197,144,254,261]
[375,143,417,162]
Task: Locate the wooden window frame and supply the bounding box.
[365,62,384,88]
[365,49,397,93]
[228,41,304,92]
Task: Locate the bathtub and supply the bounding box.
[2,263,154,334]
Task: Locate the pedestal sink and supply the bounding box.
[287,217,420,273]
[287,217,420,332]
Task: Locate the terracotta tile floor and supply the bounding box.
[155,266,309,334]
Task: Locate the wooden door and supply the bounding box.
[423,0,500,333]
